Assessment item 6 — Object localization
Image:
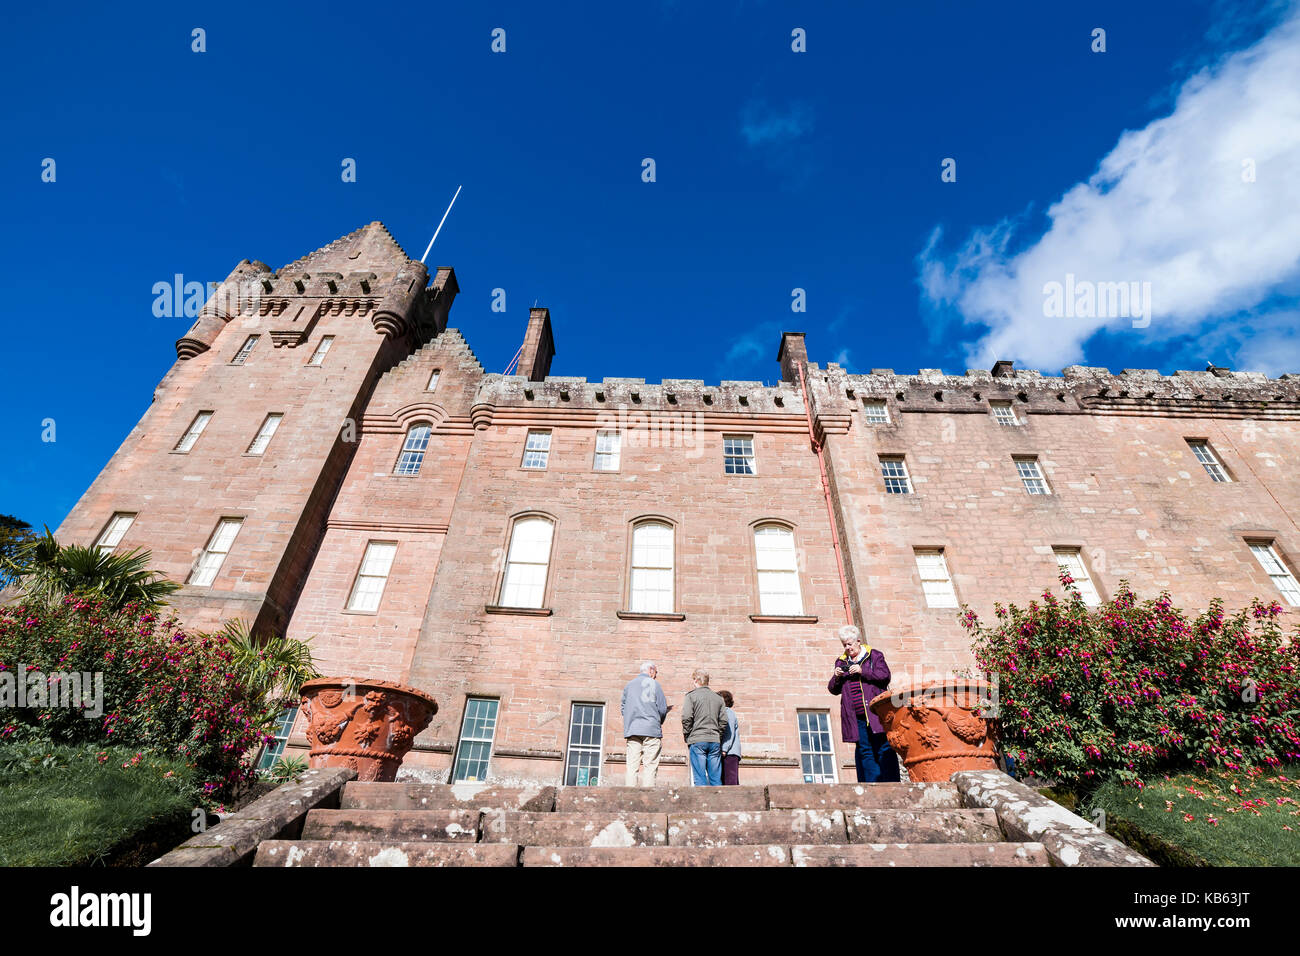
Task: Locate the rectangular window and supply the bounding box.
[991,401,1018,426]
[231,335,259,365]
[564,703,605,786]
[881,456,913,494]
[452,697,500,783]
[755,524,803,615]
[522,430,551,469]
[174,411,213,453]
[1188,440,1230,482]
[914,548,958,608]
[426,369,441,392]
[500,517,554,608]
[246,413,283,455]
[723,435,756,475]
[347,541,397,612]
[1015,457,1050,495]
[594,430,621,471]
[94,513,136,556]
[630,522,674,613]
[1054,548,1101,606]
[306,336,334,366]
[797,711,837,783]
[189,518,242,587]
[863,400,890,424]
[257,705,299,771]
[393,424,432,476]
[1250,542,1300,607]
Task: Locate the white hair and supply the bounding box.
[639,661,656,675]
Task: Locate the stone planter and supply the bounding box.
[869,681,997,782]
[299,677,437,782]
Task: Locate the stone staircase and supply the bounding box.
[250,781,1054,867]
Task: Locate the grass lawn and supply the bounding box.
[0,743,197,866]
[1085,764,1300,867]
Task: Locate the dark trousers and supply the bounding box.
[854,716,900,783]
[721,754,740,785]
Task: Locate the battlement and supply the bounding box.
[474,372,805,417]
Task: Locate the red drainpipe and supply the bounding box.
[797,362,855,628]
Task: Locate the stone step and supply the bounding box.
[791,842,1051,867]
[667,809,848,846]
[523,846,793,867]
[300,809,480,843]
[554,786,766,814]
[767,782,962,810]
[845,808,1002,844]
[341,782,556,812]
[480,811,669,847]
[254,841,519,867]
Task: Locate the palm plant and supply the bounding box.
[219,619,320,730]
[1,529,180,611]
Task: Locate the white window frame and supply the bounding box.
[1015,457,1050,495]
[306,335,334,366]
[1054,548,1101,606]
[881,456,913,494]
[426,369,441,392]
[174,411,213,453]
[915,548,958,608]
[723,435,756,475]
[563,702,606,786]
[347,541,397,613]
[594,430,621,472]
[231,335,259,365]
[189,517,242,587]
[522,430,551,470]
[991,401,1018,426]
[257,705,299,771]
[452,697,500,783]
[246,413,283,456]
[94,513,136,556]
[863,400,890,424]
[629,521,674,613]
[1188,440,1231,482]
[1250,541,1300,607]
[797,711,837,783]
[754,524,803,615]
[499,516,554,608]
[393,423,432,476]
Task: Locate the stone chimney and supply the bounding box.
[518,307,556,381]
[991,359,1015,378]
[777,332,808,383]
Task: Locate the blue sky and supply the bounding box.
[3,0,1298,529]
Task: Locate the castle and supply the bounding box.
[56,222,1300,786]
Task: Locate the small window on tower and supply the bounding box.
[231,335,259,365]
[863,400,890,424]
[306,336,334,366]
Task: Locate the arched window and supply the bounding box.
[393,423,432,475]
[630,521,674,613]
[754,523,802,615]
[500,516,555,608]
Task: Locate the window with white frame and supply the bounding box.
[306,336,334,366]
[257,705,299,771]
[594,430,621,471]
[723,435,756,475]
[1188,440,1230,482]
[914,548,958,608]
[797,711,837,783]
[1015,457,1050,495]
[991,401,1018,426]
[426,369,441,392]
[881,456,913,494]
[754,524,803,615]
[393,423,432,476]
[522,430,551,469]
[231,335,259,365]
[174,411,213,452]
[1250,541,1300,607]
[1054,548,1101,606]
[347,541,397,612]
[246,413,283,455]
[629,521,674,613]
[452,697,499,783]
[94,513,136,556]
[863,400,890,424]
[564,703,605,786]
[499,516,554,608]
[189,518,242,587]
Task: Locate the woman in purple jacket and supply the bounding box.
[828,626,900,783]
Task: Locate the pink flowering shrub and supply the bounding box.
[964,575,1300,789]
[0,597,274,797]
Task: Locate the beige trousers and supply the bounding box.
[625,735,662,787]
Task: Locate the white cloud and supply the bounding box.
[740,100,813,147]
[917,5,1300,372]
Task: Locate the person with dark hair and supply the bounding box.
[717,689,741,785]
[828,626,900,783]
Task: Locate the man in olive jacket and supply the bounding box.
[681,669,726,786]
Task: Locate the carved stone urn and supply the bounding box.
[868,681,997,782]
[298,677,437,782]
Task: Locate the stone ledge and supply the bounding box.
[148,766,356,867]
[951,770,1154,867]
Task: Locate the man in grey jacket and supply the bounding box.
[621,661,669,787]
[681,669,726,786]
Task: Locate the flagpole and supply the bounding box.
[421,185,463,264]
